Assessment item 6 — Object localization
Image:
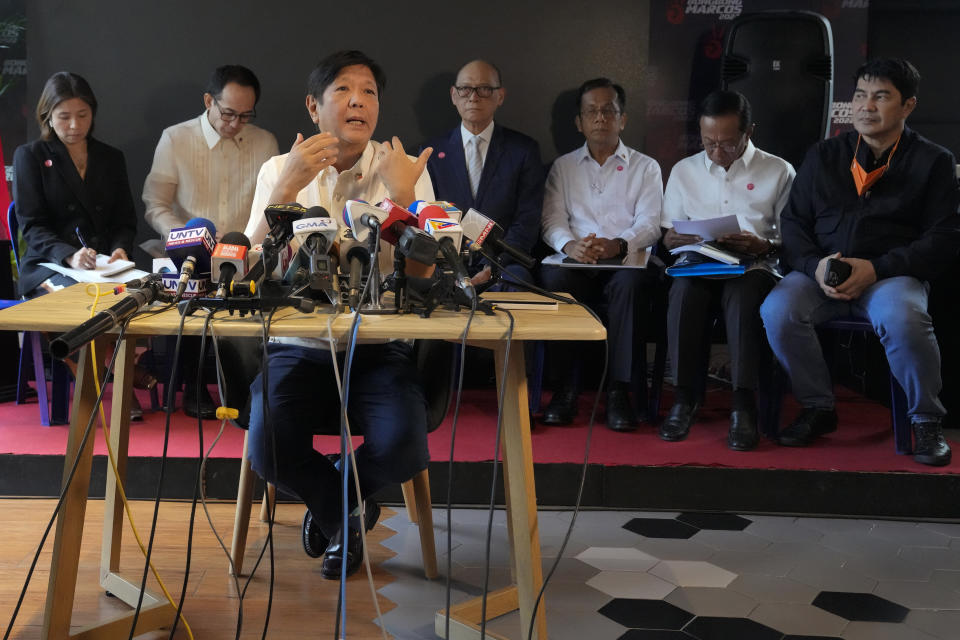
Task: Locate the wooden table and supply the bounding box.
[0,285,605,640]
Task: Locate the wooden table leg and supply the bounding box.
[101,338,135,581]
[435,340,547,640]
[494,340,547,640]
[230,432,256,576]
[42,341,100,639]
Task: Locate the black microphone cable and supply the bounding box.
[166,308,217,639]
[478,308,515,640]
[2,323,127,640]
[441,290,478,640]
[472,264,611,640]
[190,322,248,639]
[126,302,192,640]
[333,246,389,639]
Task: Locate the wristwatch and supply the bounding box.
[617,238,628,258]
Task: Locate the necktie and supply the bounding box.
[467,136,484,198]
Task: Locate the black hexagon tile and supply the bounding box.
[683,616,783,640]
[624,517,699,539]
[811,590,909,622]
[598,598,694,630]
[678,512,752,531]
[619,630,694,639]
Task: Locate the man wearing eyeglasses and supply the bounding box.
[540,77,663,431]
[142,65,278,419]
[422,60,544,288]
[659,90,795,450]
[143,65,278,240]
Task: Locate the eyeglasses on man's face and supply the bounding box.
[454,85,501,99]
[580,106,622,121]
[214,97,256,123]
[701,133,745,154]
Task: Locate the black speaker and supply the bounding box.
[721,11,834,169]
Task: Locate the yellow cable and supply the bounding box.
[84,284,195,639]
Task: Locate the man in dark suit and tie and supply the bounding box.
[422,60,544,288]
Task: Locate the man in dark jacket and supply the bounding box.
[760,58,959,466]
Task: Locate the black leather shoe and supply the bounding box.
[321,526,363,579]
[777,408,838,447]
[913,420,952,466]
[302,509,330,559]
[542,389,579,425]
[129,393,144,422]
[183,385,217,420]
[606,388,638,432]
[659,402,699,441]
[728,408,759,451]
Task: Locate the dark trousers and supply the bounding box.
[247,341,429,536]
[540,265,656,386]
[667,269,776,394]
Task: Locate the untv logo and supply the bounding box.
[426,219,460,231]
[168,227,208,242]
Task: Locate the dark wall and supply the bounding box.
[26,0,650,239]
[868,0,960,157]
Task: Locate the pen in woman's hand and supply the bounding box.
[72,226,97,269]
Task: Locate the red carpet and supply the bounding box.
[1,381,957,475]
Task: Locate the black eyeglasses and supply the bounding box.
[580,107,621,120]
[454,85,501,99]
[213,98,256,123]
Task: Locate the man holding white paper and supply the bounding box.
[659,90,794,450]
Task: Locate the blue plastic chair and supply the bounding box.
[764,316,912,455]
[6,202,71,425]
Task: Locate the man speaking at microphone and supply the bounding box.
[243,50,435,579]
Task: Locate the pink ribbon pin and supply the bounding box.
[44,159,53,167]
[438,151,446,159]
[747,183,755,190]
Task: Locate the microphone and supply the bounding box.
[288,208,339,299]
[165,217,217,296]
[292,208,339,255]
[396,226,438,279]
[461,208,537,270]
[342,199,416,244]
[335,228,370,309]
[421,216,472,297]
[410,200,463,222]
[242,203,306,284]
[212,231,252,298]
[120,272,162,290]
[51,279,168,359]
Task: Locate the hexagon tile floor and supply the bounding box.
[371,508,960,639]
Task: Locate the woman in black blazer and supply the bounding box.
[12,71,137,298]
[12,72,155,407]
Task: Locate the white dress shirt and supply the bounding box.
[143,113,278,238]
[460,120,494,165]
[661,139,795,243]
[245,139,435,350]
[245,139,435,273]
[542,140,663,257]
